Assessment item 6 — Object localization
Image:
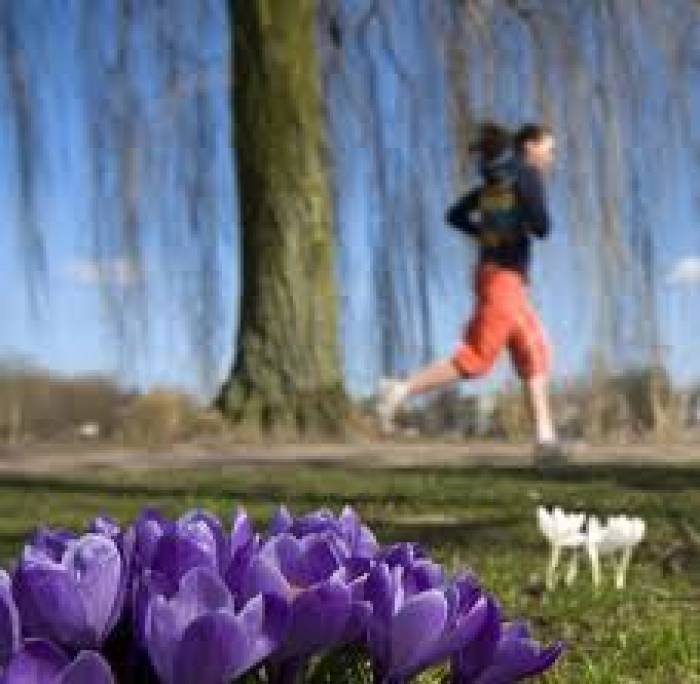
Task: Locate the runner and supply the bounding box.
[376,122,562,462]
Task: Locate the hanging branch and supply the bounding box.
[0,3,46,316]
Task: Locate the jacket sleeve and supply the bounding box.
[516,164,551,238]
[445,188,481,236]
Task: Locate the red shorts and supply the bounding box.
[452,264,551,380]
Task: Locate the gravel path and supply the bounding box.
[0,440,698,474]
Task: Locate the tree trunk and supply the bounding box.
[218,0,347,436]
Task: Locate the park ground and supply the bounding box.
[0,442,699,682]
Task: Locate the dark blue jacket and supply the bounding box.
[445,151,550,278]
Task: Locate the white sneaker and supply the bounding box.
[376,378,409,435]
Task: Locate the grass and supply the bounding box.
[1,461,699,682]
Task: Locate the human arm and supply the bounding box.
[445,188,481,236]
[516,164,550,238]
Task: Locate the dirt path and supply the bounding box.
[0,440,698,474]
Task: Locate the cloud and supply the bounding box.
[65,257,141,287]
[666,256,700,287]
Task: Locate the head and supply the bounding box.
[469,122,513,165]
[514,124,555,174]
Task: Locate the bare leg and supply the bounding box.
[376,358,463,434]
[405,358,462,397]
[524,374,556,444]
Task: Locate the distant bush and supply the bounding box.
[118,389,228,446]
[0,365,127,442]
[0,364,229,446]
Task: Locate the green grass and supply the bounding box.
[1,462,700,682]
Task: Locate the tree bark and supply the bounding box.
[218,0,347,436]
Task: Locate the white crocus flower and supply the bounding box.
[586,515,646,589]
[537,506,586,590]
[604,515,646,589]
[585,516,606,588]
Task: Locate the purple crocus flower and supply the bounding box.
[175,510,229,575]
[2,639,114,684]
[237,532,370,672]
[449,593,502,682]
[25,529,77,563]
[144,566,288,684]
[268,506,294,537]
[147,510,227,592]
[239,531,343,599]
[230,508,257,554]
[223,508,260,598]
[338,506,380,559]
[13,533,125,650]
[268,506,379,560]
[362,563,489,684]
[380,543,446,594]
[131,508,169,571]
[131,508,230,644]
[451,612,564,683]
[0,570,20,672]
[88,516,121,541]
[128,508,170,637]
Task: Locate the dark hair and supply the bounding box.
[468,122,513,163]
[514,123,552,155]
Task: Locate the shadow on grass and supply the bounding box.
[371,515,525,552]
[377,463,700,493]
[0,473,438,508]
[1,462,700,507]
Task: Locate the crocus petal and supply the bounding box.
[268,506,293,536]
[239,556,291,603]
[166,564,234,616]
[299,536,344,584]
[28,529,77,563]
[151,532,218,590]
[144,596,179,684]
[259,536,304,586]
[341,598,373,644]
[223,540,259,602]
[473,636,564,684]
[0,569,20,670]
[177,510,227,574]
[13,561,91,648]
[238,593,289,665]
[88,516,121,540]
[262,534,341,589]
[131,570,171,647]
[105,526,135,637]
[145,567,233,684]
[291,509,340,538]
[230,508,255,556]
[277,580,352,660]
[451,596,502,683]
[56,651,116,684]
[404,559,445,595]
[3,639,69,684]
[339,506,379,558]
[389,589,447,678]
[413,594,489,676]
[132,509,169,569]
[63,534,123,643]
[345,557,373,584]
[364,563,395,625]
[382,543,427,569]
[173,611,251,684]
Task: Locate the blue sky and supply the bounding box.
[1,0,699,400]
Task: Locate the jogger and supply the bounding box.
[377,122,560,455]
